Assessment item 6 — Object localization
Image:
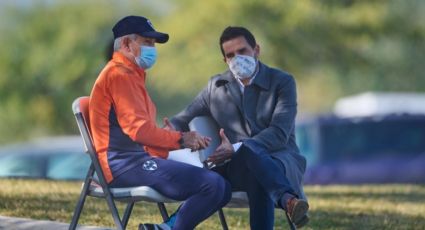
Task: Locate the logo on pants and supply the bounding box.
[142,160,158,171]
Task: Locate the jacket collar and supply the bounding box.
[251,62,270,90]
[111,51,146,76]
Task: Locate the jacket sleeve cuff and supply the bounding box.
[232,142,243,152]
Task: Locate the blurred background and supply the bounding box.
[0,0,424,184]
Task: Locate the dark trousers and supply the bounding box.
[109,154,231,230]
[213,141,296,230]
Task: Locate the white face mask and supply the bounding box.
[228,54,257,80]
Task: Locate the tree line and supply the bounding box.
[0,0,423,143]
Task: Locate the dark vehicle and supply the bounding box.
[0,136,90,180]
[296,114,425,184]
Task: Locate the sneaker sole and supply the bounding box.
[290,200,309,224]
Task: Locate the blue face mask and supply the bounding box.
[135,46,157,69]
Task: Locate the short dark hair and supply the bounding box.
[219,26,256,57]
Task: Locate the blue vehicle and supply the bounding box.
[0,136,90,180]
[296,114,425,184]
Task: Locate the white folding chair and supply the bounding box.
[69,96,180,230]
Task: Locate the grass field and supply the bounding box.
[0,179,424,229]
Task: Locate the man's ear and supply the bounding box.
[254,44,260,59]
[122,37,131,52]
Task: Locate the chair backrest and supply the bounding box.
[72,96,109,187]
[72,96,95,155]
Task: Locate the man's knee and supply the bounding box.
[237,142,266,161]
[200,170,220,187]
[204,171,232,205]
[232,145,256,164]
[240,139,268,154]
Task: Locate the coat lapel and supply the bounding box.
[221,63,270,136]
[222,72,244,113]
[222,71,252,135]
[251,62,271,91]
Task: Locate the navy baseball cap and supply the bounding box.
[112,16,169,43]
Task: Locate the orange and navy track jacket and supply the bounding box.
[89,52,181,183]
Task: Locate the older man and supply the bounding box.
[171,26,309,229]
[89,16,231,230]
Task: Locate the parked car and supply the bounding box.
[0,136,90,180]
[296,114,425,184]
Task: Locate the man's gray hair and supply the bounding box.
[113,34,138,51]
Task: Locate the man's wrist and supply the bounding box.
[178,132,185,148]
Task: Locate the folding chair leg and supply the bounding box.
[218,208,228,230]
[104,194,125,230]
[69,164,95,230]
[157,202,169,222]
[285,212,297,230]
[122,202,135,229]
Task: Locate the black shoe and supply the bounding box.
[139,223,169,230]
[286,197,309,224]
[295,214,310,228]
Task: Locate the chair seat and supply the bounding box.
[87,184,250,207]
[227,191,249,208]
[87,182,179,203]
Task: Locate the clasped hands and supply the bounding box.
[163,117,234,165]
[163,117,210,151]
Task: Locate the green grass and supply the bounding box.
[1,179,425,229]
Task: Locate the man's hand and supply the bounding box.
[162,117,175,131]
[207,129,234,165]
[181,131,211,151]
